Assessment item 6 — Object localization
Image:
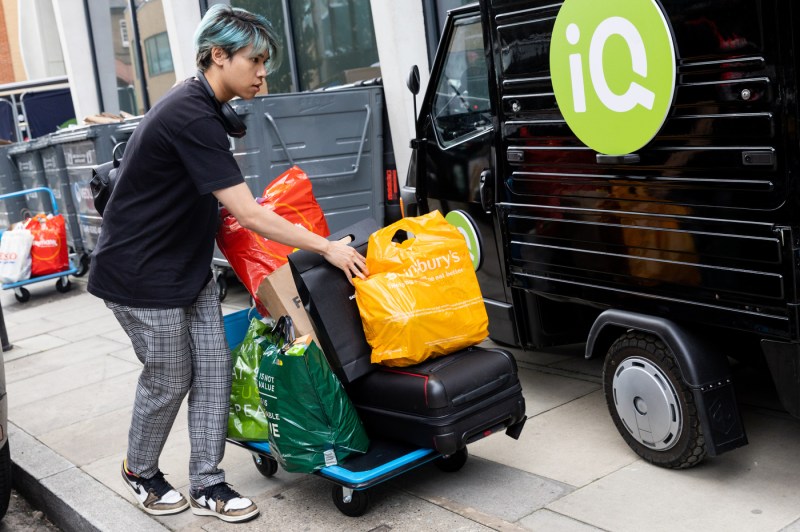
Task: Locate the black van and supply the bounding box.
[403,0,798,468]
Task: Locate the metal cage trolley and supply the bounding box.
[0,187,78,302]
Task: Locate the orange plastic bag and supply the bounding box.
[24,214,69,277]
[354,211,488,366]
[216,166,330,315]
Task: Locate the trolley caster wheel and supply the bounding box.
[74,255,89,277]
[252,454,278,478]
[434,447,468,473]
[55,277,71,293]
[217,275,228,302]
[14,287,29,303]
[331,485,369,517]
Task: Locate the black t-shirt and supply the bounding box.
[88,78,244,308]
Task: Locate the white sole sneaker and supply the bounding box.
[120,462,189,516]
[190,496,260,522]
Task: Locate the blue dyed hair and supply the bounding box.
[194,4,281,73]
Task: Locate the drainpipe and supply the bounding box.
[128,0,151,112]
[82,0,105,112]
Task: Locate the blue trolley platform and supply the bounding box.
[0,187,78,302]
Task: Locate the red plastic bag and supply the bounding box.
[24,214,69,277]
[217,166,330,315]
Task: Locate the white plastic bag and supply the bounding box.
[0,225,33,284]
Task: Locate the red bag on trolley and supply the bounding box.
[216,166,330,315]
[24,214,69,277]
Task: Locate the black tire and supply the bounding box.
[0,441,11,520]
[331,485,369,517]
[252,454,278,478]
[74,255,90,277]
[217,275,228,302]
[603,331,706,469]
[434,447,468,473]
[14,288,29,303]
[55,277,71,293]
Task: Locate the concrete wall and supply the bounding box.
[51,0,98,121]
[369,0,430,186]
[163,0,201,81]
[18,0,65,79]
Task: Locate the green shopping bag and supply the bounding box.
[227,317,290,441]
[258,322,370,473]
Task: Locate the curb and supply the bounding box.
[9,422,168,532]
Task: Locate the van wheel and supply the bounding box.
[603,331,706,469]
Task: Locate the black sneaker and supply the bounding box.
[190,483,259,523]
[121,460,189,515]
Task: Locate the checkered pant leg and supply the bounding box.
[106,280,230,490]
[186,280,231,490]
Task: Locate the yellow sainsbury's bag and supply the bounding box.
[354,211,488,366]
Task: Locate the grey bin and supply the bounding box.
[0,144,28,229]
[217,86,386,273]
[33,134,88,274]
[8,141,50,217]
[49,119,139,254]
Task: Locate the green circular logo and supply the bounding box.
[550,0,676,155]
[445,210,482,271]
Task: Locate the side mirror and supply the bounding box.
[406,65,420,95]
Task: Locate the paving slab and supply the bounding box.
[519,509,604,531]
[8,334,70,356]
[7,353,139,408]
[516,365,600,417]
[393,455,573,524]
[547,411,800,532]
[201,475,493,532]
[470,390,637,488]
[38,405,134,467]
[4,335,131,384]
[11,370,140,435]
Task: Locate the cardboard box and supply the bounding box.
[256,262,317,343]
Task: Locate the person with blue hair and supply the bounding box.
[88,4,367,524]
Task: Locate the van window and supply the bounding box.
[432,17,491,148]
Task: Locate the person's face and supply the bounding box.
[215,44,268,101]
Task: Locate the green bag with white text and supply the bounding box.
[258,330,369,473]
[227,317,287,441]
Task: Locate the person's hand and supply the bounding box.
[322,240,368,284]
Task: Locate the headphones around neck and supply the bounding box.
[196,70,247,138]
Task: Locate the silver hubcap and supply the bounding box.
[612,356,682,451]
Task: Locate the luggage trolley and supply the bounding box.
[0,186,78,302]
[222,308,474,517]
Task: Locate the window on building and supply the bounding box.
[230,0,380,93]
[144,32,174,76]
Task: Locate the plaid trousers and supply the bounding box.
[106,279,230,491]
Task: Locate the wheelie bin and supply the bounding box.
[0,143,27,229]
[7,141,49,218]
[34,134,88,276]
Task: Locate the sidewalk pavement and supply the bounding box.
[2,276,800,532]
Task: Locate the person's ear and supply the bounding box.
[211,46,227,67]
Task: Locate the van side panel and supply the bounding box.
[486,0,798,340]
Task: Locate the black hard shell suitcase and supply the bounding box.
[347,346,526,456]
[288,217,379,384]
[289,218,527,455]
